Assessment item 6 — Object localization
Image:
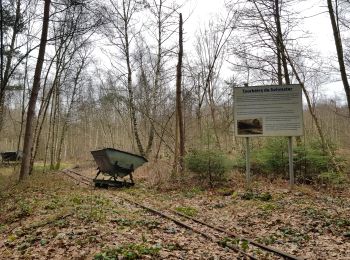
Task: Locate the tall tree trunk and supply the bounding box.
[327,0,350,116]
[50,82,61,169]
[275,0,282,85]
[174,13,184,173]
[56,59,84,168]
[274,0,291,85]
[19,0,51,180]
[139,55,154,156]
[17,26,29,152]
[146,1,163,156]
[30,58,57,173]
[0,0,4,133]
[274,0,302,146]
[207,80,221,149]
[30,86,53,173]
[123,2,144,156]
[43,93,54,172]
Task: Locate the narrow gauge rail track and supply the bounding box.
[61,169,92,186]
[60,169,303,260]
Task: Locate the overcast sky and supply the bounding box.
[185,0,334,52]
[182,0,344,101]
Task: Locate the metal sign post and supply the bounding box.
[288,136,294,187]
[245,137,251,184]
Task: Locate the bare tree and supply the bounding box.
[55,50,89,169]
[101,0,145,156]
[174,13,184,173]
[0,0,25,133]
[36,0,99,170]
[192,7,239,149]
[19,0,51,180]
[138,0,180,157]
[327,0,350,115]
[236,0,340,165]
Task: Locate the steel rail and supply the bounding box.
[60,169,255,258]
[61,169,91,186]
[119,195,258,260]
[169,209,303,260]
[62,169,304,260]
[64,169,92,182]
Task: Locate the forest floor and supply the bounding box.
[0,162,349,259]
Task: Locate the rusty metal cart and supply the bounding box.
[91,148,147,188]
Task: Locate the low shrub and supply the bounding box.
[250,138,344,183]
[94,243,160,260]
[253,138,288,175]
[318,171,348,186]
[185,149,233,185]
[175,206,198,217]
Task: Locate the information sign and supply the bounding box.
[234,84,303,137]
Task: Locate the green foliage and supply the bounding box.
[240,191,272,201]
[44,196,64,210]
[0,224,6,233]
[219,237,249,251]
[333,218,350,228]
[94,244,161,260]
[259,192,273,201]
[70,195,84,205]
[175,206,198,217]
[182,187,203,198]
[278,226,310,243]
[293,141,333,180]
[259,202,277,212]
[16,201,32,218]
[111,218,160,229]
[218,237,239,247]
[257,235,278,245]
[75,195,111,223]
[240,239,249,251]
[185,149,233,184]
[251,138,344,183]
[318,171,348,186]
[253,138,288,174]
[231,156,246,169]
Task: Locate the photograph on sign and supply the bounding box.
[234,85,303,137]
[237,118,263,135]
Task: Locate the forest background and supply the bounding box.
[0,0,350,183]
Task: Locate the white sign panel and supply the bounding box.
[234,84,303,137]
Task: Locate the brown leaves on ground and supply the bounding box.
[0,167,349,259]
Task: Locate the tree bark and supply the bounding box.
[174,13,184,173]
[122,1,145,156]
[274,0,291,85]
[19,0,51,180]
[56,63,83,169]
[327,0,350,116]
[146,0,163,156]
[0,0,4,133]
